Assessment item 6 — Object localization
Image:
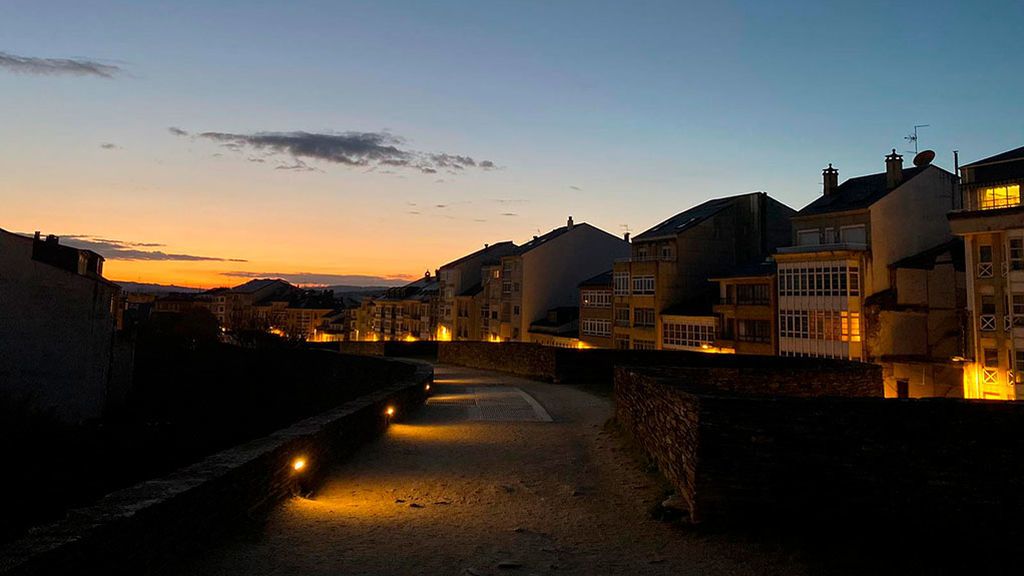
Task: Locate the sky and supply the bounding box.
[1,0,1022,288]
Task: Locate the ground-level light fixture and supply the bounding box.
[292,457,307,472]
[425,383,431,392]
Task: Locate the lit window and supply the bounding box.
[979,184,1021,210]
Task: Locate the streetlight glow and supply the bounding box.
[292,457,307,471]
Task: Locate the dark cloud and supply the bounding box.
[0,51,122,78]
[168,127,189,137]
[407,211,421,215]
[274,159,321,172]
[179,129,496,175]
[221,271,411,287]
[99,143,119,150]
[54,234,246,262]
[501,213,518,217]
[435,204,448,209]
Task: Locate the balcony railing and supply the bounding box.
[978,262,994,278]
[980,314,997,331]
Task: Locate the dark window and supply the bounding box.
[896,379,909,399]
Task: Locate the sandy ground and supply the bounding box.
[162,365,807,576]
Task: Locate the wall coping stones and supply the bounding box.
[0,359,432,575]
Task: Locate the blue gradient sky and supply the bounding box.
[1,0,1021,286]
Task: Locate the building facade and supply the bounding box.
[711,262,777,355]
[612,192,794,351]
[948,145,1024,399]
[578,271,614,348]
[0,229,125,423]
[437,241,518,341]
[776,151,958,361]
[487,218,629,342]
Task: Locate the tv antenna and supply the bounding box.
[904,124,929,155]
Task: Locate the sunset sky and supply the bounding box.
[2,0,1022,288]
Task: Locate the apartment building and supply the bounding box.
[578,271,614,348]
[369,272,440,341]
[0,229,125,422]
[863,239,968,398]
[948,145,1024,399]
[612,192,794,351]
[222,278,294,331]
[775,151,958,361]
[528,307,582,348]
[312,297,362,342]
[711,262,777,355]
[486,218,629,342]
[437,241,518,341]
[253,290,337,340]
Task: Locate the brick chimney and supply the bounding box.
[567,216,574,230]
[822,163,839,196]
[885,149,903,189]
[623,232,630,243]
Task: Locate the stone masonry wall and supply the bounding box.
[0,360,432,576]
[437,342,558,380]
[615,365,1024,529]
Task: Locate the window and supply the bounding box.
[614,272,630,295]
[614,306,630,327]
[663,321,715,348]
[582,319,612,337]
[797,229,819,246]
[633,307,655,327]
[513,305,520,316]
[981,296,997,315]
[582,290,612,308]
[840,225,866,244]
[735,283,769,305]
[633,339,656,350]
[502,281,513,293]
[979,245,994,278]
[636,245,650,261]
[1010,238,1023,271]
[631,275,654,295]
[979,184,1021,210]
[615,336,630,350]
[1016,350,1024,384]
[849,266,860,296]
[1013,295,1024,326]
[503,260,514,273]
[737,319,770,343]
[984,348,999,368]
[896,380,910,399]
[660,244,674,261]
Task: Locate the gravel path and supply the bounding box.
[165,365,806,575]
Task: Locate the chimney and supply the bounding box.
[885,149,903,189]
[623,232,631,243]
[822,164,839,196]
[33,231,40,241]
[567,216,574,230]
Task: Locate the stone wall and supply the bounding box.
[615,365,1024,530]
[332,341,438,359]
[438,342,559,380]
[0,360,432,576]
[438,342,882,396]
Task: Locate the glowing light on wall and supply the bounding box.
[487,333,502,343]
[436,325,452,341]
[403,334,418,342]
[292,457,307,471]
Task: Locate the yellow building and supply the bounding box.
[613,192,794,351]
[711,262,777,355]
[948,145,1024,400]
[776,151,958,363]
[578,271,614,348]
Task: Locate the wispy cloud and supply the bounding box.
[501,212,518,217]
[0,51,122,78]
[569,185,582,191]
[171,128,499,175]
[221,271,412,287]
[99,143,120,150]
[51,234,247,262]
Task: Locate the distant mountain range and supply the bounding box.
[112,280,392,297]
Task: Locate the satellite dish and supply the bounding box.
[913,149,936,167]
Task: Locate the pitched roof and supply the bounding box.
[962,145,1024,168]
[578,270,613,288]
[230,278,292,293]
[890,238,965,272]
[515,225,572,254]
[633,193,756,242]
[796,167,927,216]
[439,241,516,269]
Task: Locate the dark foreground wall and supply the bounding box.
[615,365,1024,530]
[438,342,882,396]
[0,360,431,576]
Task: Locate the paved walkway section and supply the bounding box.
[164,365,805,576]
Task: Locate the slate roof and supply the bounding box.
[578,270,613,288]
[708,260,776,281]
[515,226,572,255]
[231,278,291,293]
[439,241,516,269]
[633,194,756,242]
[796,167,927,217]
[962,145,1024,168]
[890,238,965,272]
